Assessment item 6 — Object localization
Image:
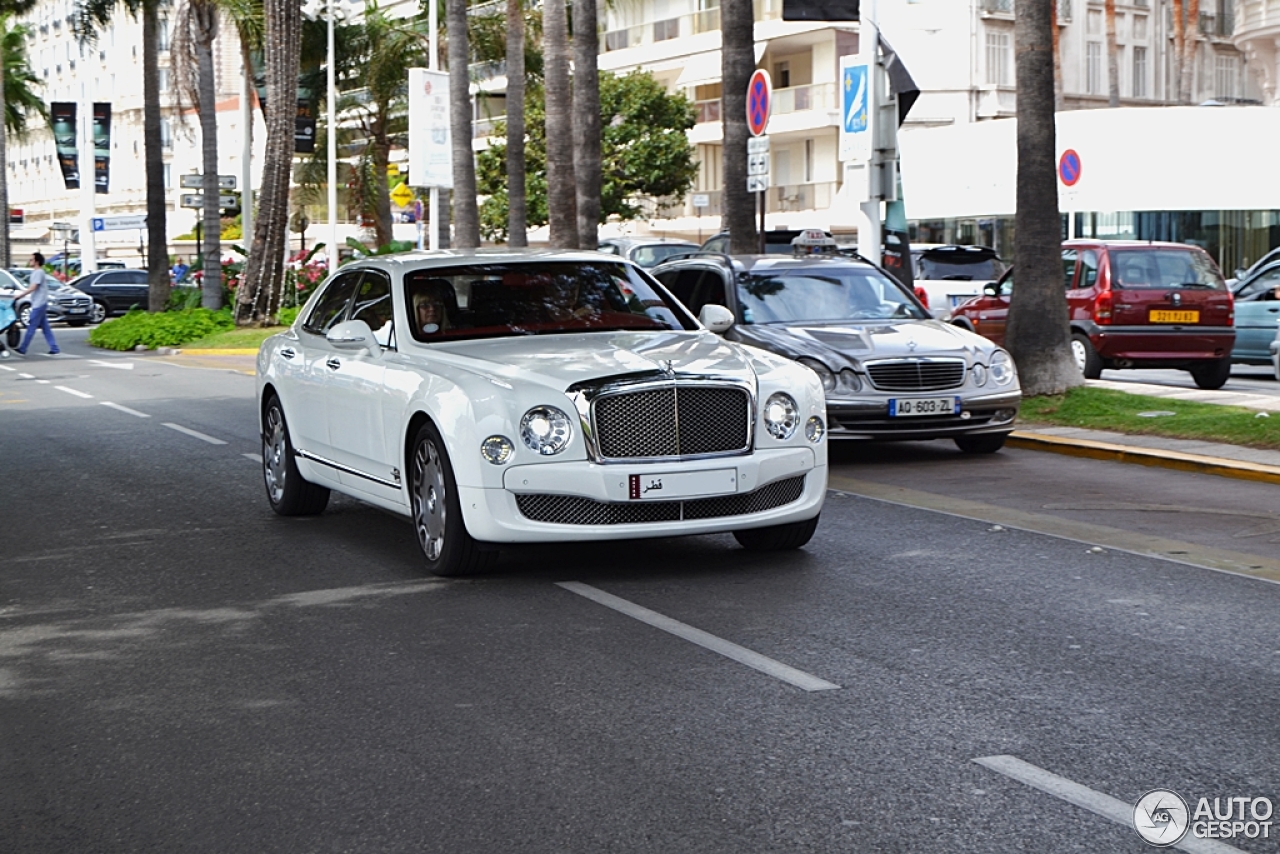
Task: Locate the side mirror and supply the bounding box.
[983,281,1002,297]
[326,319,377,354]
[699,303,735,334]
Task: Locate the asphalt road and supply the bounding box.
[3,335,1280,853]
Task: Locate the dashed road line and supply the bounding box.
[55,385,93,399]
[101,401,150,418]
[973,755,1242,853]
[36,379,49,384]
[557,581,841,692]
[88,359,134,370]
[243,453,263,463]
[162,422,227,445]
[0,364,14,372]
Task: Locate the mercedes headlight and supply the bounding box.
[971,363,989,387]
[990,350,1016,386]
[837,369,862,393]
[520,406,573,455]
[797,358,835,393]
[763,393,800,440]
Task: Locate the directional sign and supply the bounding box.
[839,57,870,162]
[390,183,415,206]
[181,193,238,209]
[1058,149,1082,186]
[91,214,147,232]
[180,174,237,190]
[746,69,772,137]
[691,193,710,208]
[747,175,769,193]
[747,154,770,176]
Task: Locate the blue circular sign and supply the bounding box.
[747,69,772,137]
[1059,149,1082,187]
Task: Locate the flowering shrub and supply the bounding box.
[285,249,328,306]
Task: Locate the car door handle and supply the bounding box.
[279,348,296,360]
[326,357,341,370]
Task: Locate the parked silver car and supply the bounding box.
[0,269,94,327]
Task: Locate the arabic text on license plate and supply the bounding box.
[628,468,737,500]
[889,396,959,417]
[1149,309,1199,323]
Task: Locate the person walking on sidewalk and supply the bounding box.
[14,252,60,356]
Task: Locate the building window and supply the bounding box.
[1132,46,1147,98]
[1086,41,1102,94]
[1215,55,1236,100]
[158,67,169,92]
[160,118,172,149]
[164,163,171,189]
[775,61,790,88]
[804,138,814,182]
[158,18,170,52]
[985,31,1011,85]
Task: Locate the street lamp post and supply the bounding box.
[50,221,73,279]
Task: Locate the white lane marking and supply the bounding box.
[973,755,1243,854]
[55,385,93,399]
[18,372,33,378]
[101,401,150,418]
[0,364,14,372]
[243,453,262,463]
[162,422,228,445]
[36,379,49,384]
[557,581,841,692]
[89,359,134,370]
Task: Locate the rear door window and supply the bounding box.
[1079,250,1099,288]
[1061,249,1078,289]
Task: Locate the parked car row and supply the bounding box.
[0,267,152,328]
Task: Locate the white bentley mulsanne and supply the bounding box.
[256,250,828,576]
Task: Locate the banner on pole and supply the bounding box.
[51,101,79,190]
[407,68,453,189]
[93,103,111,193]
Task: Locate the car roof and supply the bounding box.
[344,248,642,272]
[601,237,698,248]
[912,244,1000,258]
[1062,239,1204,251]
[656,251,880,276]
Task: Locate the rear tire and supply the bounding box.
[1071,332,1103,379]
[733,515,820,551]
[410,423,496,577]
[954,433,1008,454]
[1189,357,1232,390]
[5,325,18,348]
[262,394,329,516]
[90,301,108,324]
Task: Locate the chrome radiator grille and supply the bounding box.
[865,359,966,391]
[593,385,750,459]
[515,475,806,525]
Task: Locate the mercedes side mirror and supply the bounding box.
[699,304,735,334]
[326,319,377,354]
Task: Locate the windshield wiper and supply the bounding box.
[1168,282,1217,289]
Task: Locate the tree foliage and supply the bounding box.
[476,71,697,243]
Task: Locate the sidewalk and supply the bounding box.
[1011,378,1280,485]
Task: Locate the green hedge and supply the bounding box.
[88,308,236,351]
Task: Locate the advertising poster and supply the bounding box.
[51,101,79,190]
[93,102,111,193]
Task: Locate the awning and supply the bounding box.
[675,44,767,88]
[9,226,50,241]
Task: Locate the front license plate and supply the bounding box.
[628,468,737,500]
[1149,309,1199,323]
[67,308,86,313]
[889,396,960,417]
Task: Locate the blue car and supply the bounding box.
[1230,262,1280,368]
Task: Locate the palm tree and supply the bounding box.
[1051,0,1063,110]
[1180,0,1201,103]
[1005,0,1081,396]
[447,0,479,247]
[721,0,755,255]
[504,0,527,246]
[572,0,601,248]
[1105,0,1119,106]
[0,2,37,270]
[76,0,169,312]
[543,0,577,248]
[1171,0,1185,103]
[235,0,303,323]
[172,0,224,308]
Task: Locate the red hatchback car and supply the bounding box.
[950,240,1235,388]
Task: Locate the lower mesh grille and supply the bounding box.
[515,475,806,525]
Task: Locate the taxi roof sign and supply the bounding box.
[792,230,839,255]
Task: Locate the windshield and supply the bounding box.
[404,261,696,343]
[632,244,696,268]
[917,254,1004,281]
[736,265,929,324]
[1111,249,1225,290]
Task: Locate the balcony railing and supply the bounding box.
[766,181,837,214]
[694,99,722,124]
[695,83,834,124]
[981,0,1013,14]
[1200,10,1235,37]
[604,8,721,52]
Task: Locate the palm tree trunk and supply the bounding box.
[572,0,601,249]
[237,0,300,324]
[721,0,755,255]
[1171,0,1185,103]
[544,0,578,248]
[447,0,480,248]
[1105,0,1120,107]
[196,0,222,309]
[371,133,393,247]
[1180,0,1200,103]
[143,2,170,312]
[1006,0,1081,396]
[0,53,9,270]
[505,0,527,247]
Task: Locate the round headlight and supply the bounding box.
[837,369,862,393]
[990,350,1016,386]
[520,406,573,455]
[763,392,800,440]
[805,416,825,443]
[797,358,836,392]
[481,435,514,465]
[971,363,989,387]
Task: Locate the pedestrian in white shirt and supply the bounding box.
[13,252,60,356]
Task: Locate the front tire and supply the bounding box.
[1189,357,1232,390]
[954,433,1008,454]
[262,395,329,516]
[90,301,108,324]
[410,423,495,577]
[733,515,820,551]
[17,303,31,327]
[1071,332,1103,379]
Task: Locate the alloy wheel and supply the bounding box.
[412,437,447,561]
[1070,338,1087,372]
[90,302,107,324]
[263,405,288,505]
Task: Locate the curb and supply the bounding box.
[1008,430,1280,486]
[177,348,259,355]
